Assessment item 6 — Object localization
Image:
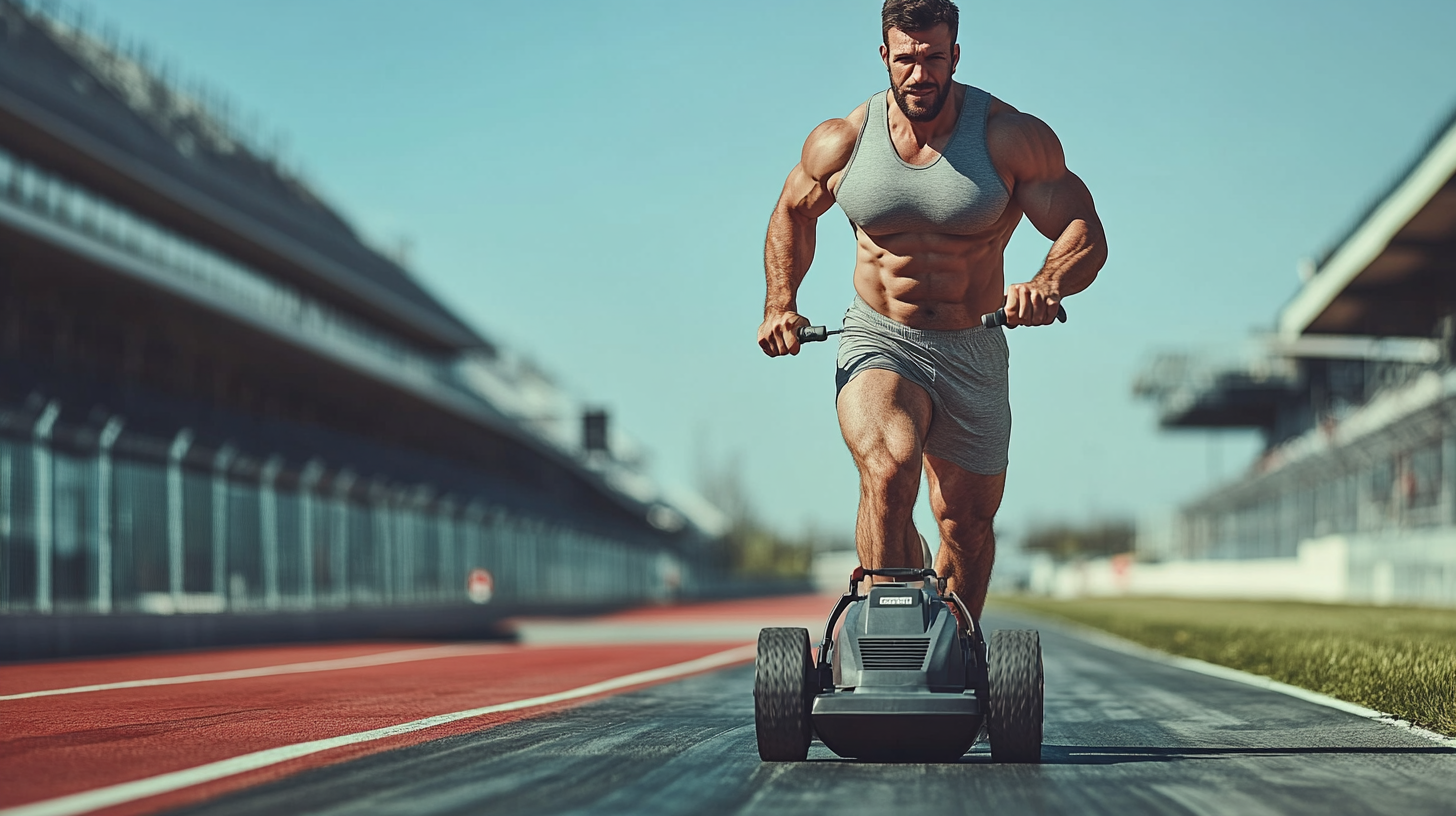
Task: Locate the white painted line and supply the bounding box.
[0,644,517,701]
[513,619,824,645]
[1024,611,1456,749]
[0,643,756,816]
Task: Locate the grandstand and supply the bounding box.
[1134,103,1456,606]
[0,0,728,657]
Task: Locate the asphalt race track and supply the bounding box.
[5,596,1455,816]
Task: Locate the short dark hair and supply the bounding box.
[881,0,959,44]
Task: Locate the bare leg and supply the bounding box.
[924,453,1005,619]
[836,370,932,582]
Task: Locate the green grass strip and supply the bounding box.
[991,595,1456,736]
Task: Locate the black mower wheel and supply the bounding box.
[754,627,813,762]
[987,629,1043,764]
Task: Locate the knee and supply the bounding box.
[931,500,995,543]
[939,519,994,552]
[858,445,920,496]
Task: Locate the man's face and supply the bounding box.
[880,24,959,122]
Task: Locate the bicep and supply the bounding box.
[1017,169,1100,242]
[1007,115,1101,241]
[778,162,836,221]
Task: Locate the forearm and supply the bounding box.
[763,204,816,315]
[1031,217,1105,298]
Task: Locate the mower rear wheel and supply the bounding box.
[987,629,1043,763]
[754,627,814,762]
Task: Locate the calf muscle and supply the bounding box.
[925,455,1004,617]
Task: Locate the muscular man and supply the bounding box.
[757,0,1106,618]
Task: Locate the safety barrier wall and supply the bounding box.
[1031,533,1456,607]
[0,426,667,616]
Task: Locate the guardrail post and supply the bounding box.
[331,469,355,606]
[299,459,324,609]
[1443,429,1456,525]
[211,445,235,607]
[32,400,59,614]
[1,441,12,612]
[412,485,433,602]
[370,480,391,603]
[438,496,456,602]
[402,486,421,603]
[167,428,194,608]
[260,455,283,609]
[96,416,124,613]
[464,501,485,587]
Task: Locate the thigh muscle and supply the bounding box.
[837,369,933,470]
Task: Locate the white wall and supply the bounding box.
[1027,532,1456,605]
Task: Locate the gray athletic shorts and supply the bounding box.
[834,296,1011,475]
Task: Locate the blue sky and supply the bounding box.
[104,0,1456,541]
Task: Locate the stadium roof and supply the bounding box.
[1279,105,1456,339]
[0,2,488,352]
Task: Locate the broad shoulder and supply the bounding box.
[800,100,870,182]
[985,97,1066,183]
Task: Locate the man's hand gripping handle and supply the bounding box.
[981,305,1068,329]
[796,325,839,343]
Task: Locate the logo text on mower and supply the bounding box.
[877,596,915,606]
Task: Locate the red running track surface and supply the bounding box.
[1,594,831,816]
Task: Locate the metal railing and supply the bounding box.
[0,413,671,616]
[1179,426,1451,560]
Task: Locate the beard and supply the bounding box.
[890,80,949,122]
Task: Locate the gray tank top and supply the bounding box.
[835,85,1009,236]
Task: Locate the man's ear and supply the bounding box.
[951,43,960,74]
[880,43,890,70]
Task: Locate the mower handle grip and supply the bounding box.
[981,305,1068,329]
[796,325,835,343]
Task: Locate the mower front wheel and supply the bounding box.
[754,627,814,762]
[987,629,1044,763]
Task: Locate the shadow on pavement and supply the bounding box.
[799,744,1453,766]
[1040,744,1456,765]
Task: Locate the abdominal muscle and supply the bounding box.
[851,225,1014,330]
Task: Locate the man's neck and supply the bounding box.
[889,82,963,148]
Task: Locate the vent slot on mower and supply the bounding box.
[859,637,930,670]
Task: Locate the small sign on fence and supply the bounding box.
[467,568,494,604]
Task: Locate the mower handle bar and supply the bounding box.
[796,305,1068,343]
[852,566,938,581]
